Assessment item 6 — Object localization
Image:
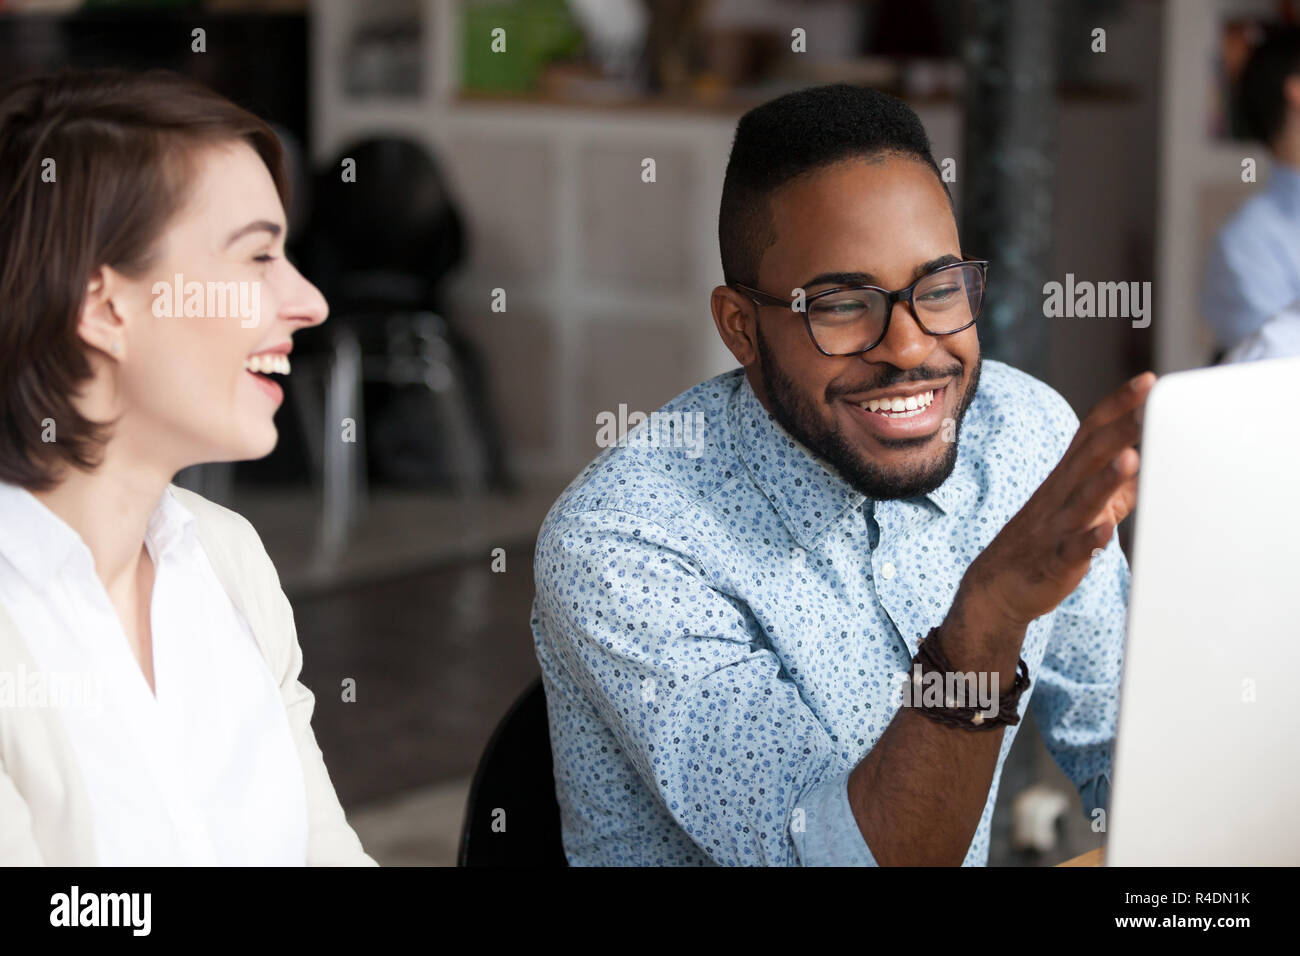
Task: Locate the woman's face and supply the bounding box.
[100,140,327,470]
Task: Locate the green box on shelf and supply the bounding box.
[462,0,583,93]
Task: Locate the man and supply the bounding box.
[1203,26,1300,356]
[531,84,1153,866]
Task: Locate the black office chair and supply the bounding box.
[458,677,568,867]
[302,136,511,495]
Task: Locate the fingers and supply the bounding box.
[1037,373,1153,505]
[1067,371,1156,453]
[1067,417,1142,502]
[1060,446,1140,531]
[1057,521,1116,567]
[1038,415,1136,515]
[1084,406,1144,468]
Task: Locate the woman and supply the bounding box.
[0,69,373,865]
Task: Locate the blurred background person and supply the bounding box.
[0,68,372,865]
[1202,24,1300,360]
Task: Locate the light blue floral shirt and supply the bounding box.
[531,360,1125,866]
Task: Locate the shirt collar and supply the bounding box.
[0,481,196,591]
[146,486,198,559]
[730,375,980,550]
[0,481,87,590]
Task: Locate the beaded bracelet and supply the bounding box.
[909,625,1031,731]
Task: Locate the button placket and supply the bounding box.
[872,505,895,584]
[870,502,920,658]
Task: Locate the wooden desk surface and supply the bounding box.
[1056,848,1104,867]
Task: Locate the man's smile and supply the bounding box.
[839,379,954,443]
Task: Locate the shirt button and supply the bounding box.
[880,561,896,580]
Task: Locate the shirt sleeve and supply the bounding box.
[190,493,377,867]
[534,506,879,866]
[0,760,45,865]
[1201,219,1294,351]
[240,522,378,867]
[792,767,880,865]
[1224,306,1300,362]
[1028,530,1128,826]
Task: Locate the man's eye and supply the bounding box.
[813,301,865,315]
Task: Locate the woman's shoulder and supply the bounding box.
[166,486,294,674]
[167,486,265,552]
[166,485,279,596]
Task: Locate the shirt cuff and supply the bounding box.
[790,767,878,866]
[1079,772,1110,822]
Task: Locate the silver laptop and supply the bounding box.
[1108,355,1300,865]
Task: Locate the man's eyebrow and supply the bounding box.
[802,254,963,290]
[224,219,282,248]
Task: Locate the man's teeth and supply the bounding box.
[244,353,291,375]
[861,389,935,416]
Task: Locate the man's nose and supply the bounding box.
[867,299,938,369]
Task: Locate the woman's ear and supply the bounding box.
[77,266,128,361]
[710,285,761,368]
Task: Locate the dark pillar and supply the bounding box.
[960,0,1059,378]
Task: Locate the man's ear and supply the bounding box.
[77,266,128,361]
[710,285,760,368]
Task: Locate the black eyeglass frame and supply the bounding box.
[730,257,990,357]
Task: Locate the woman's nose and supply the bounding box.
[279,263,328,328]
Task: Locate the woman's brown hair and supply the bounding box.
[0,68,288,490]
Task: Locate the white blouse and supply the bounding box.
[0,482,308,865]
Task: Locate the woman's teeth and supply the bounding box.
[245,353,290,375]
[861,389,935,417]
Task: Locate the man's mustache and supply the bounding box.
[826,364,965,400]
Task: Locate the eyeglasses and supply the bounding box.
[731,258,989,357]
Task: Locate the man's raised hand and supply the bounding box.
[961,372,1156,632]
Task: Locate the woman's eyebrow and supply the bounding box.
[224,219,282,248]
[801,254,962,290]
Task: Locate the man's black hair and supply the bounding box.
[718,83,949,288]
[1239,25,1300,145]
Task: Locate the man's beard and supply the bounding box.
[754,323,981,500]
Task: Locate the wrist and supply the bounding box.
[948,580,1029,650]
[959,556,1034,629]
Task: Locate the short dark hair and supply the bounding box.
[1239,25,1300,145]
[0,69,287,490]
[718,83,949,288]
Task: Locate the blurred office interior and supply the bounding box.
[0,0,1275,864]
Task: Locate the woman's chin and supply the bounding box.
[225,421,279,462]
[246,428,279,461]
